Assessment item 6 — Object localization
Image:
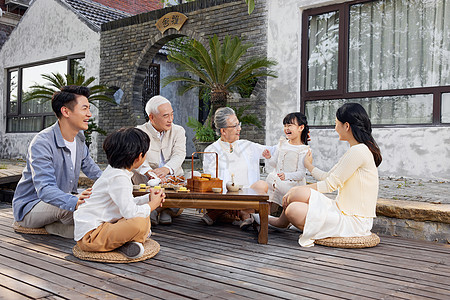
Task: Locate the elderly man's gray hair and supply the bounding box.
[145,95,171,116]
[214,107,236,136]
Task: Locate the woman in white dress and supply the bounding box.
[202,107,271,228]
[267,103,382,247]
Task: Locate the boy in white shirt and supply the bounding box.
[74,127,165,259]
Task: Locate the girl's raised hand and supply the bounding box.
[304,150,313,165]
[262,149,271,159]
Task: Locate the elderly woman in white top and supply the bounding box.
[257,103,382,247]
[202,107,271,228]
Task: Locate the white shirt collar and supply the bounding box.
[149,122,165,140]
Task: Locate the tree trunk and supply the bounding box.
[209,90,228,126]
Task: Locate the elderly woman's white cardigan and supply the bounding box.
[203,139,272,189]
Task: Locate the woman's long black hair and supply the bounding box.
[336,103,382,167]
[283,112,309,145]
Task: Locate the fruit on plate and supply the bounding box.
[177,186,189,193]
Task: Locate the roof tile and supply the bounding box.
[65,0,130,28]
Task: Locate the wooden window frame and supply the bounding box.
[6,54,85,133]
[300,0,450,127]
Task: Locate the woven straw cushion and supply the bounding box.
[13,222,49,235]
[73,239,160,263]
[315,233,380,248]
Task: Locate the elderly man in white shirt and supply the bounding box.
[133,95,186,225]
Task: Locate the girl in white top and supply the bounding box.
[267,103,382,247]
[263,112,310,214]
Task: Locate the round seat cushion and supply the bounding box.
[315,233,380,248]
[73,239,160,263]
[13,222,48,235]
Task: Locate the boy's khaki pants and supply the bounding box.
[77,217,150,252]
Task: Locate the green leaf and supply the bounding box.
[228,104,262,128]
[186,116,203,129]
[247,0,255,15]
[186,116,217,142]
[162,34,277,109]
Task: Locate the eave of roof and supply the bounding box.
[60,0,130,32]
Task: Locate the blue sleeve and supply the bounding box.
[80,144,102,180]
[29,140,78,211]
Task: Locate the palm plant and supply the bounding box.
[23,72,116,145]
[161,35,277,123]
[23,72,115,106]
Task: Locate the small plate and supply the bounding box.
[212,188,222,193]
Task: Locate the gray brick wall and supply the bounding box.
[99,0,268,161]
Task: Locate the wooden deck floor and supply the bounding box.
[0,168,22,185]
[0,202,449,299]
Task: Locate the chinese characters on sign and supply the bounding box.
[156,12,188,34]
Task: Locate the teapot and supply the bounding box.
[226,173,240,192]
[226,181,240,192]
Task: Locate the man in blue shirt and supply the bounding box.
[13,86,102,238]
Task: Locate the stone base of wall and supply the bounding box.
[373,216,450,244]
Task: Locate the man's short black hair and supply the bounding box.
[103,127,150,169]
[52,85,90,118]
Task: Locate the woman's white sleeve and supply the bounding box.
[266,145,278,169]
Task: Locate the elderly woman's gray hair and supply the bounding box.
[214,107,236,136]
[145,95,171,116]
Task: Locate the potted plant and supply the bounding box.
[186,117,218,153]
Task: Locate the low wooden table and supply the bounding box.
[135,188,270,244]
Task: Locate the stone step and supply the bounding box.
[377,198,450,223]
[374,199,449,243]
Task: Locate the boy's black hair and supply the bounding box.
[283,112,310,145]
[103,127,150,169]
[52,85,90,118]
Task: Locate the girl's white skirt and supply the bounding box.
[299,189,374,247]
[266,172,305,206]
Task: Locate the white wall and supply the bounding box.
[0,0,101,159]
[266,0,450,180]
